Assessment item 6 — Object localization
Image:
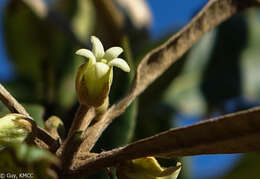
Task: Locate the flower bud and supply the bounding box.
[45,116,65,140]
[116,156,182,179]
[75,36,130,107]
[0,113,32,146]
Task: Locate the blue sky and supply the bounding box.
[0,0,12,81]
[148,0,209,38]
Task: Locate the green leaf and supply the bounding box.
[23,104,45,128]
[3,0,49,82]
[3,0,95,111]
[0,143,59,179]
[0,104,10,117]
[0,102,45,129]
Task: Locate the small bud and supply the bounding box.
[116,156,182,179]
[75,36,130,107]
[45,116,65,140]
[0,113,32,147]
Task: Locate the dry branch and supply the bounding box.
[71,106,260,174]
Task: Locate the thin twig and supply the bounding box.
[0,83,59,152]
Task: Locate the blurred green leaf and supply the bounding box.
[201,14,247,111]
[2,80,40,102]
[0,104,10,117]
[162,30,215,116]
[135,33,187,141]
[0,143,59,179]
[241,10,260,100]
[0,102,45,128]
[23,104,45,128]
[3,1,46,81]
[71,0,96,42]
[55,0,96,110]
[135,103,174,139]
[3,0,96,114]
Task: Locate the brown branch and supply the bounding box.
[67,105,95,138]
[0,84,30,116]
[70,106,260,175]
[61,131,83,170]
[77,0,259,154]
[56,105,95,159]
[0,83,59,152]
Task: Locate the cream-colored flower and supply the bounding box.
[75,36,130,107]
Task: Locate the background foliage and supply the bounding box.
[1,0,260,178]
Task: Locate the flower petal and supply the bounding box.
[104,47,123,61]
[95,62,110,79]
[76,49,96,64]
[91,36,105,59]
[108,58,130,72]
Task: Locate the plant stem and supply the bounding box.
[67,104,95,138]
